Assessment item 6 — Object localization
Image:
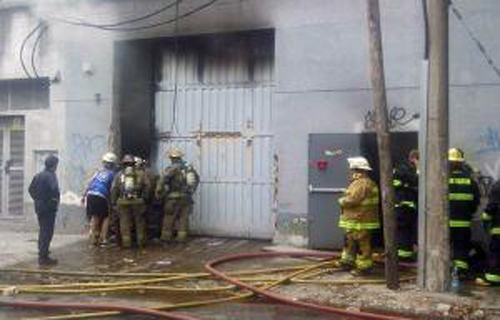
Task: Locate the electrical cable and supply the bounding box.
[31,24,49,79]
[54,0,181,29]
[91,0,217,32]
[449,0,500,78]
[19,22,44,79]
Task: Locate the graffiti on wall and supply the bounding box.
[364,106,419,131]
[66,133,106,193]
[475,126,500,181]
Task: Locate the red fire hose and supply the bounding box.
[0,299,198,320]
[205,251,411,320]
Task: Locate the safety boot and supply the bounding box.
[350,267,373,276]
[176,231,187,243]
[161,231,173,242]
[332,260,355,271]
[39,256,58,266]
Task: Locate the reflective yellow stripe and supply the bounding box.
[341,250,354,263]
[481,212,493,221]
[449,178,471,185]
[360,195,379,206]
[393,179,402,187]
[449,193,474,201]
[491,227,500,235]
[449,220,471,227]
[453,260,469,270]
[400,201,416,208]
[356,258,373,270]
[339,219,380,230]
[485,273,500,283]
[398,250,414,258]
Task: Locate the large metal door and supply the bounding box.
[154,35,274,239]
[0,117,25,218]
[308,134,369,250]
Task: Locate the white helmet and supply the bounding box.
[347,157,372,171]
[102,152,118,164]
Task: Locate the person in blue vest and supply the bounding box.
[448,148,480,279]
[82,152,118,246]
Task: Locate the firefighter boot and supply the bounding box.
[176,231,187,243]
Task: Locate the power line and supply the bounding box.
[59,0,218,32]
[53,0,181,29]
[450,1,500,78]
[31,24,48,79]
[19,22,44,78]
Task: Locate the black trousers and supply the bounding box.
[487,235,500,275]
[450,227,471,270]
[36,209,56,258]
[397,206,418,256]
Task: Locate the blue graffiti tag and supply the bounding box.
[477,127,500,155]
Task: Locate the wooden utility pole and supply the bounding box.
[366,0,399,289]
[424,0,450,292]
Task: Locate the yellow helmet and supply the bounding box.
[167,146,184,158]
[448,148,465,162]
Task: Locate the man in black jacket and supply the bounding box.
[28,155,60,266]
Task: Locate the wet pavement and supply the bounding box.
[1,234,500,319]
[0,234,358,319]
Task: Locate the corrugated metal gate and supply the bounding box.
[0,116,25,218]
[154,34,274,239]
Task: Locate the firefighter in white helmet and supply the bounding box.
[336,157,380,275]
[155,147,199,242]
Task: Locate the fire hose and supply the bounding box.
[205,251,410,320]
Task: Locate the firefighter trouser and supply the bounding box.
[161,198,189,241]
[484,235,500,285]
[396,205,417,260]
[117,203,147,248]
[450,226,471,272]
[340,229,374,271]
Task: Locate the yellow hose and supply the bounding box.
[28,261,333,320]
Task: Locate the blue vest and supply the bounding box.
[87,169,115,199]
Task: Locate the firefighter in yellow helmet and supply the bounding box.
[110,154,151,248]
[337,157,380,275]
[448,148,480,279]
[155,147,199,242]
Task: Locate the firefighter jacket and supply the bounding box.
[482,180,500,236]
[449,164,480,228]
[338,173,380,230]
[110,167,150,205]
[155,161,199,201]
[393,161,418,210]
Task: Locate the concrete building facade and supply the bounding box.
[0,0,499,246]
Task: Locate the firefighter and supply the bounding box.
[110,154,150,248]
[82,152,117,246]
[155,147,199,243]
[336,157,380,275]
[448,148,480,279]
[394,149,419,262]
[476,179,500,286]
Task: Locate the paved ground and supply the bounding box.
[0,233,499,319]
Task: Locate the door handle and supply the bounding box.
[308,184,346,194]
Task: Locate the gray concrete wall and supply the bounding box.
[1,0,499,244]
